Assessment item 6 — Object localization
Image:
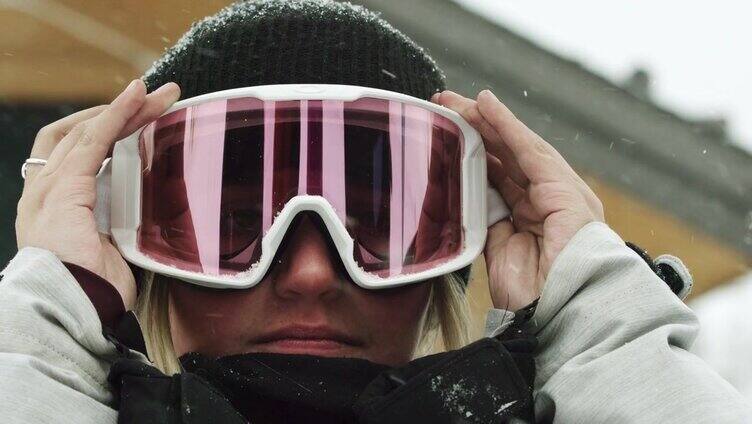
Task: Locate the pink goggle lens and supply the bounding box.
[137,97,463,279]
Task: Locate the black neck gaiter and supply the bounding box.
[109,336,536,424]
[180,352,388,423]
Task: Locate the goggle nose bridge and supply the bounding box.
[260,202,354,279]
[256,194,360,282]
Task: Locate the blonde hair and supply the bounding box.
[136,271,472,375]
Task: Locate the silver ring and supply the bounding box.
[20,157,111,180]
[21,158,48,180]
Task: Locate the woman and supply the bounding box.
[3,0,750,422]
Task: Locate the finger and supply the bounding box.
[29,82,177,162]
[24,108,107,192]
[42,81,180,176]
[486,129,530,188]
[487,153,525,208]
[475,91,606,226]
[24,106,109,186]
[485,152,507,190]
[486,229,541,311]
[29,105,109,160]
[476,90,574,185]
[510,198,544,236]
[49,79,147,177]
[438,91,529,187]
[484,218,515,259]
[115,82,180,142]
[471,91,601,216]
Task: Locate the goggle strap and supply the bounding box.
[487,186,510,227]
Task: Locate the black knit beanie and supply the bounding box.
[141,0,472,286]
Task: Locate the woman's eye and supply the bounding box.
[233,209,259,227]
[221,207,261,230]
[156,199,187,220]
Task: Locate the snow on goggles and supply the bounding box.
[95,84,509,289]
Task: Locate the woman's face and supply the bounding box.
[167,213,433,366]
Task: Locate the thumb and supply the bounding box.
[484,218,515,260]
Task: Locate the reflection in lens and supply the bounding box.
[138,96,462,279]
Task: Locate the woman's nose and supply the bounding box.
[271,212,345,300]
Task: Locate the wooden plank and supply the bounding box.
[53,0,232,50]
[0,55,140,102]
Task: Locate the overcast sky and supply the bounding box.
[452,0,752,153]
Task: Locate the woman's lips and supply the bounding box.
[254,338,353,355]
[251,325,362,356]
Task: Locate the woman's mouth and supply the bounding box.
[250,325,362,356]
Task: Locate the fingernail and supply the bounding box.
[167,82,181,96]
[154,82,181,99]
[480,89,499,101]
[155,81,177,91]
[126,79,139,91]
[121,79,142,96]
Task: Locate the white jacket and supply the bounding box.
[1,222,750,423]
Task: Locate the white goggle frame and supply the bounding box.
[95,84,510,289]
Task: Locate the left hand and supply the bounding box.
[432,90,605,311]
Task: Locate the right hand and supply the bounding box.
[15,79,181,309]
[433,90,604,311]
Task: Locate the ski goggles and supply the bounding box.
[95,84,509,289]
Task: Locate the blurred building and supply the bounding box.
[1,0,750,339]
